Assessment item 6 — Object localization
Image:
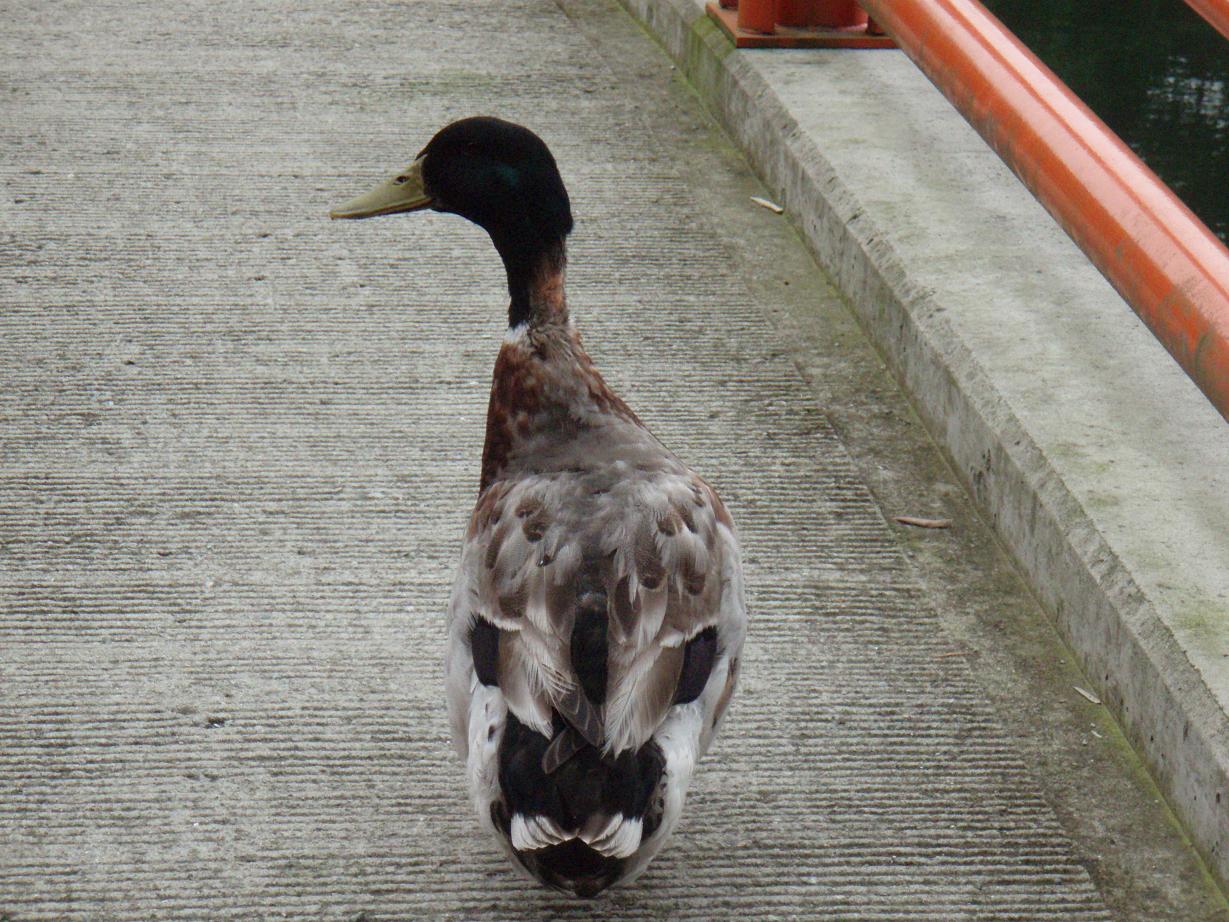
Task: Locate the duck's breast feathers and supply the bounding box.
[451,460,745,756]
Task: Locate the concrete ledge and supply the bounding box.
[621,0,1229,889]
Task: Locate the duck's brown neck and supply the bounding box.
[503,238,568,329]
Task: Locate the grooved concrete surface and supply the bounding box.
[0,1,1116,919]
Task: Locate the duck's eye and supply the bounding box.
[494,163,520,187]
[393,175,410,185]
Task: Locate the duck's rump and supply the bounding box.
[491,710,666,896]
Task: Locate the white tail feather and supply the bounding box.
[580,813,643,859]
[511,813,573,851]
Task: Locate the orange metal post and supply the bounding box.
[709,1,894,47]
[738,0,777,33]
[859,0,1229,423]
[814,0,867,27]
[777,0,815,26]
[1185,0,1229,41]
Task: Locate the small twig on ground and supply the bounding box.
[894,515,953,529]
[1073,686,1102,705]
[750,195,784,214]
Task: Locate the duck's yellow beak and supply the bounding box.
[329,157,432,219]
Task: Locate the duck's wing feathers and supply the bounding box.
[599,470,737,754]
[450,459,742,758]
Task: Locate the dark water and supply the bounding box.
[981,0,1229,243]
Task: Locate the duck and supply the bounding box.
[331,116,747,898]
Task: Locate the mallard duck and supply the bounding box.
[331,117,747,898]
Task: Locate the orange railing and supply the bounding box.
[855,0,1229,423]
[1186,0,1229,41]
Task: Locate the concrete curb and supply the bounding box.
[620,0,1229,890]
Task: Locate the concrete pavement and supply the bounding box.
[0,0,1223,919]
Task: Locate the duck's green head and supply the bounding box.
[331,117,573,264]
